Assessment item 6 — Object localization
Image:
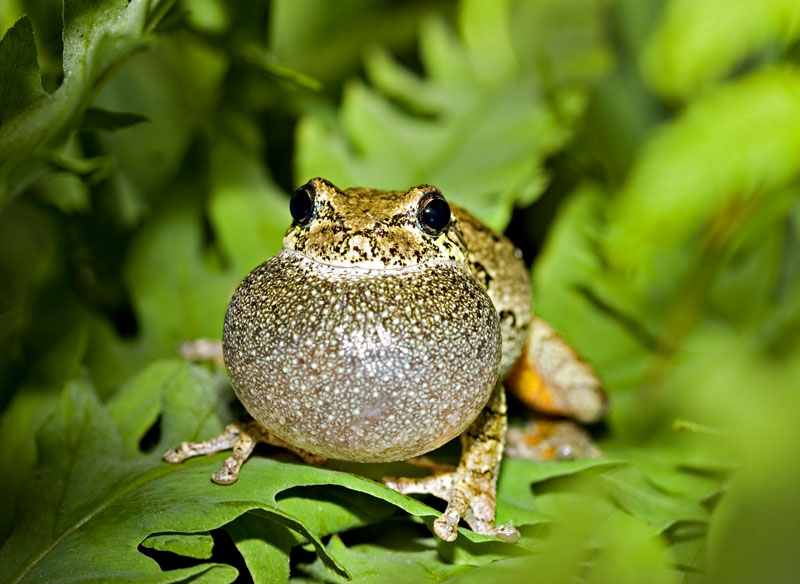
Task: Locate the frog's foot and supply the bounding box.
[383,385,519,543]
[178,338,224,365]
[505,418,601,461]
[162,420,326,484]
[383,466,519,542]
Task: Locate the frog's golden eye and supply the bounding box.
[290,182,316,226]
[417,189,451,235]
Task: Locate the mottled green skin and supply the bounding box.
[222,178,531,462]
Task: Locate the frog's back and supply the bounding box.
[453,206,532,377]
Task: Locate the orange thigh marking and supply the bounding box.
[504,346,567,417]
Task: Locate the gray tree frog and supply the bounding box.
[164,178,607,542]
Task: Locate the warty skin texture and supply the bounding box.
[222,178,531,462]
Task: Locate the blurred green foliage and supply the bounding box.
[1,0,799,582]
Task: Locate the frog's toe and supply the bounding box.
[211,462,241,485]
[463,494,520,541]
[431,483,520,542]
[211,466,237,485]
[493,524,521,542]
[433,511,460,542]
[434,508,519,542]
[162,446,189,463]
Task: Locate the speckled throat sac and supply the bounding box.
[222,249,502,462]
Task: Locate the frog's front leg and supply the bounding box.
[382,384,518,543]
[162,420,326,484]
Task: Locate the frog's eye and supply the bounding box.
[290,182,316,226]
[417,189,451,235]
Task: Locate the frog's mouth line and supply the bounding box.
[279,248,467,273]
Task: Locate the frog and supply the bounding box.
[163,178,607,542]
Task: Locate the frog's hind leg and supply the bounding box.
[383,384,519,543]
[503,317,606,461]
[505,317,607,423]
[162,420,326,484]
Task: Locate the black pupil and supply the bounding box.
[422,196,450,232]
[290,187,313,224]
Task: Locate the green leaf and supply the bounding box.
[642,0,800,100]
[628,461,723,505]
[48,149,114,181]
[224,513,296,584]
[300,534,472,583]
[0,17,46,125]
[0,322,90,544]
[269,0,430,85]
[80,107,150,132]
[0,0,171,205]
[495,459,555,529]
[459,0,517,83]
[447,496,678,584]
[85,187,234,391]
[709,482,800,584]
[295,0,610,230]
[277,485,399,539]
[207,117,289,275]
[508,0,613,92]
[231,41,322,91]
[0,387,60,544]
[607,65,800,269]
[506,457,621,485]
[0,361,345,583]
[443,556,543,584]
[106,359,227,457]
[596,466,708,533]
[532,184,654,394]
[89,34,228,226]
[87,113,285,391]
[582,504,679,584]
[665,522,707,576]
[140,532,214,560]
[528,462,709,535]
